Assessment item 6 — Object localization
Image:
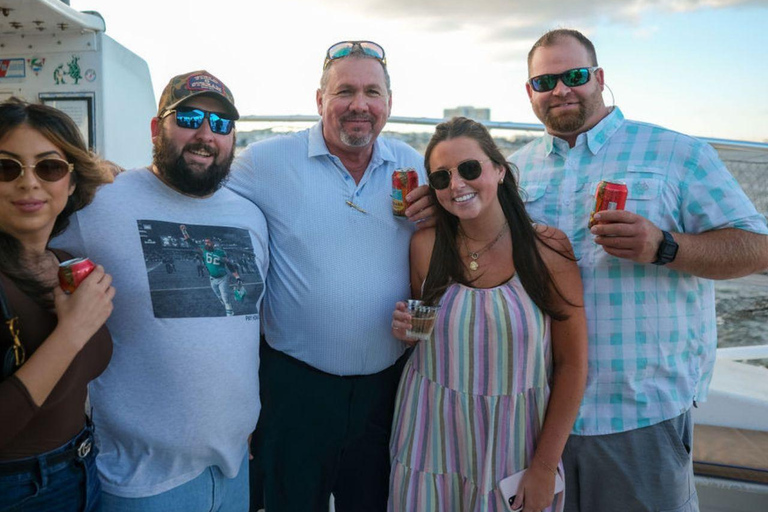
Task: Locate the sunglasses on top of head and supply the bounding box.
[161,106,235,135]
[323,40,387,69]
[528,66,600,93]
[0,157,74,183]
[428,159,491,190]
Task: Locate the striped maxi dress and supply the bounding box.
[388,276,564,511]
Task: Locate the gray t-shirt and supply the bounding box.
[52,168,268,497]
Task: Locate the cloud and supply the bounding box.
[323,0,765,53]
[337,0,764,20]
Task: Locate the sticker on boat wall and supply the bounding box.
[0,59,26,80]
[85,69,96,82]
[53,56,83,85]
[27,58,45,76]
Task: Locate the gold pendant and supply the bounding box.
[469,261,479,271]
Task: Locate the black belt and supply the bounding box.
[0,429,93,476]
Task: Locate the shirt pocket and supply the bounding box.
[623,166,666,227]
[522,181,592,252]
[586,168,666,266]
[519,183,549,224]
[520,183,547,205]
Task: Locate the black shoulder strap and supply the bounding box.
[0,276,24,379]
[0,277,13,321]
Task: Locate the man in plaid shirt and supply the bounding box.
[510,28,768,512]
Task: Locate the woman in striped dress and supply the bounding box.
[389,117,587,512]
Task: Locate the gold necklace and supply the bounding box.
[459,222,508,271]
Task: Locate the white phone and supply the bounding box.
[498,467,565,512]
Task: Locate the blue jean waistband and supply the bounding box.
[0,422,95,477]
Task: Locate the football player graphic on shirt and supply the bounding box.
[180,224,243,316]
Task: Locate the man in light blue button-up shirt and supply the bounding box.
[510,29,768,512]
[227,41,433,511]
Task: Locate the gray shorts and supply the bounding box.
[563,409,699,512]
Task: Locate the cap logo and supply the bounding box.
[185,74,226,95]
[158,70,238,119]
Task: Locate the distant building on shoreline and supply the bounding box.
[443,105,491,121]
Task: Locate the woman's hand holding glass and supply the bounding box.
[391,301,419,346]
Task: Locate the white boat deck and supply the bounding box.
[693,350,768,512]
[694,358,768,432]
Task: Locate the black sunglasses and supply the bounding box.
[324,40,386,70]
[0,157,74,183]
[428,159,490,190]
[161,107,235,135]
[528,67,599,93]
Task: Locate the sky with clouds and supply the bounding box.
[69,0,768,142]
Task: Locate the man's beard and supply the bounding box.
[153,134,234,196]
[543,89,602,134]
[339,113,375,147]
[340,130,373,147]
[545,105,588,134]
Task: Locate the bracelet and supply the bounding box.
[534,458,557,475]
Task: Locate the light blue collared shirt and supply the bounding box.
[228,122,426,375]
[510,107,768,435]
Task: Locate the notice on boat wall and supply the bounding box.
[40,93,95,149]
[0,59,26,80]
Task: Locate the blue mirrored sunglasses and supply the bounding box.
[324,40,386,69]
[528,67,600,92]
[161,107,234,135]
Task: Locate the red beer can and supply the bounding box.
[392,168,419,217]
[58,257,96,294]
[589,180,628,228]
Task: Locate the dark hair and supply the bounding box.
[527,29,598,73]
[421,117,569,320]
[0,97,111,302]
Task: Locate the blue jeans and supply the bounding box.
[0,424,101,512]
[101,451,249,512]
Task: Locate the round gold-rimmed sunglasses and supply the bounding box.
[0,157,74,183]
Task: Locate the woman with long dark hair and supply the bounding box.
[0,98,114,511]
[389,117,587,512]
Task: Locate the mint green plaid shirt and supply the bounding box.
[510,108,768,435]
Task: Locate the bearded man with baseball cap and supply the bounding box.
[52,71,268,511]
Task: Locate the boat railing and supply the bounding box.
[716,345,768,361]
[238,115,768,152]
[240,115,548,133]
